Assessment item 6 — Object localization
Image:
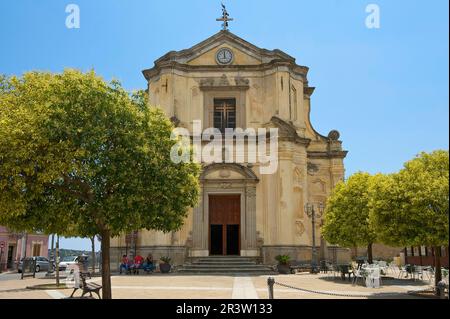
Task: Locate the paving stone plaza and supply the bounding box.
[0,271,432,300]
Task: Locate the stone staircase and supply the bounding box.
[177,256,276,275]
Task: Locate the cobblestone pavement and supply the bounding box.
[0,273,432,299]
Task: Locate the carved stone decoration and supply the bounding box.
[200,78,214,87]
[328,130,341,141]
[307,162,319,175]
[246,187,256,198]
[219,182,232,189]
[235,76,250,86]
[200,163,259,182]
[312,179,326,194]
[219,74,230,86]
[199,75,249,91]
[295,220,305,236]
[219,169,231,178]
[293,167,302,185]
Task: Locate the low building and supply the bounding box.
[403,246,449,268]
[0,226,49,271]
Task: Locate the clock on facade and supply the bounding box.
[216,48,234,65]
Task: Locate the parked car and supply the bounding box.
[18,257,53,273]
[58,255,88,271]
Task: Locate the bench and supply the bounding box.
[120,263,156,275]
[289,261,312,274]
[69,272,102,299]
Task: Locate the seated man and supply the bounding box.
[143,254,156,273]
[119,255,130,274]
[132,254,144,274]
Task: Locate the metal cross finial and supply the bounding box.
[216,3,234,31]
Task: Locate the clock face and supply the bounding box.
[216,48,234,65]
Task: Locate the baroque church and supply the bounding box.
[110,11,350,268]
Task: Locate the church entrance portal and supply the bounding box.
[209,195,240,256]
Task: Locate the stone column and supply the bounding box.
[190,189,209,257]
[242,184,258,257]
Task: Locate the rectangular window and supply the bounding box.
[214,98,236,133]
[32,244,41,257]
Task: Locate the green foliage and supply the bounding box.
[0,69,200,237]
[369,150,449,247]
[159,256,172,264]
[275,255,291,265]
[321,172,377,248]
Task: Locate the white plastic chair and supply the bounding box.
[366,267,381,288]
[414,266,425,281]
[388,262,399,277]
[371,268,381,288]
[352,267,364,286]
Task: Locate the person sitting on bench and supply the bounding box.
[143,254,156,273]
[132,254,144,274]
[119,255,130,274]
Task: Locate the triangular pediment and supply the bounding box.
[153,30,296,66]
[187,41,262,66]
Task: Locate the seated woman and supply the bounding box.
[131,254,144,274]
[143,254,156,273]
[119,255,130,274]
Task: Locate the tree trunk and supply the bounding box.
[434,246,442,294]
[91,237,96,274]
[48,234,55,274]
[55,235,60,286]
[367,243,373,264]
[100,230,112,299]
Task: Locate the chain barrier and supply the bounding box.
[269,278,436,299]
[273,281,371,298]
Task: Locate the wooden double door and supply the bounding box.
[209,195,241,256]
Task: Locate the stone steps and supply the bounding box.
[177,256,276,275]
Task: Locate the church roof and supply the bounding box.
[142,30,309,81]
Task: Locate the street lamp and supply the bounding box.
[304,202,325,274]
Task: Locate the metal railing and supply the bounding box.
[266,276,449,299]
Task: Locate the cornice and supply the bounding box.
[268,116,311,147]
[143,60,309,81]
[307,151,348,159]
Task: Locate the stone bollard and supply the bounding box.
[267,277,275,299]
[437,281,448,299]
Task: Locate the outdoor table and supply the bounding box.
[338,264,352,281]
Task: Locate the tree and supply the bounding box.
[370,150,449,289]
[90,236,96,274]
[0,70,200,298]
[322,172,378,263]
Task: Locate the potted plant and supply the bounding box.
[275,255,291,274]
[159,256,172,274]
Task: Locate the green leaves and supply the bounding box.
[0,70,200,237]
[322,172,377,248]
[322,151,449,250]
[370,151,449,247]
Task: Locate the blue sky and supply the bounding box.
[1,1,448,251]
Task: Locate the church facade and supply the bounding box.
[110,30,350,267]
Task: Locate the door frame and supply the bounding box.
[208,194,241,256]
